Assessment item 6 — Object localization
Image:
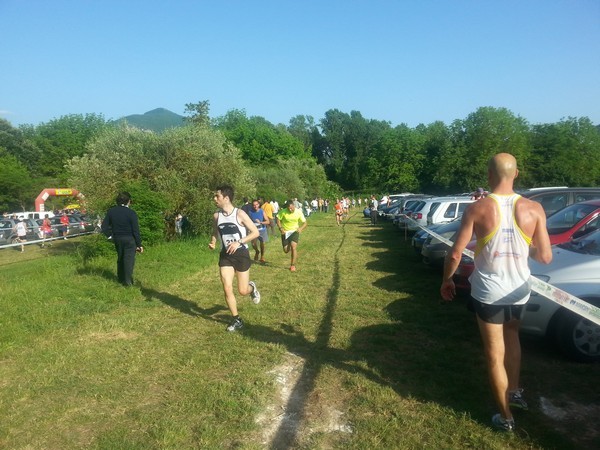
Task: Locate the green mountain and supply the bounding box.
[118,108,186,133]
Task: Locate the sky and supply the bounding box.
[1,0,599,128]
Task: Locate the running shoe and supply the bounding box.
[226,317,244,332]
[509,388,528,410]
[249,281,261,304]
[492,414,515,432]
[290,265,296,272]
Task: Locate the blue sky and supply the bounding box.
[1,0,599,128]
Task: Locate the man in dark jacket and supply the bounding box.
[101,192,143,286]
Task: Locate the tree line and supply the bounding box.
[1,103,598,242]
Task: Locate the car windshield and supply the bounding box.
[546,203,598,234]
[558,229,600,255]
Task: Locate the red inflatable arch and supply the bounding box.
[35,188,81,212]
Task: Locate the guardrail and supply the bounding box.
[400,214,600,327]
[0,231,96,250]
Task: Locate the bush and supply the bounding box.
[75,233,115,263]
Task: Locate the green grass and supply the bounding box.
[0,214,598,449]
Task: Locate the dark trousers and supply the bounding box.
[370,209,378,224]
[114,236,136,286]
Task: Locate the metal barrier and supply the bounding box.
[400,214,600,327]
[0,231,96,250]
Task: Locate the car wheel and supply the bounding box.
[556,305,600,363]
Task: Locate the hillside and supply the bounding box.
[118,108,185,132]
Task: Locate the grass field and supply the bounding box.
[0,212,598,449]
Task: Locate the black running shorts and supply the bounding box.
[471,297,525,324]
[281,231,299,247]
[219,246,251,272]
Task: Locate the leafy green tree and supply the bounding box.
[21,113,108,179]
[436,107,531,193]
[318,109,350,183]
[67,124,254,237]
[376,124,425,192]
[530,117,600,187]
[214,110,309,163]
[288,115,317,156]
[184,100,211,127]
[0,151,34,211]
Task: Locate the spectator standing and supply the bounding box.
[175,213,183,236]
[369,195,378,225]
[101,192,144,287]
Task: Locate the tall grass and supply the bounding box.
[0,215,597,449]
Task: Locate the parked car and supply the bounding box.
[426,197,474,226]
[421,219,471,266]
[69,214,95,232]
[407,197,471,232]
[524,230,600,362]
[520,187,600,217]
[378,198,404,218]
[454,199,600,293]
[545,199,600,245]
[394,200,426,229]
[0,218,38,244]
[47,215,88,237]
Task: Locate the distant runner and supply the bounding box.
[276,200,308,272]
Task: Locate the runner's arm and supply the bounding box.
[237,209,259,242]
[441,209,475,301]
[208,213,219,250]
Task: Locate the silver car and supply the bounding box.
[526,229,600,362]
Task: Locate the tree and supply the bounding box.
[435,107,531,193]
[288,115,316,156]
[21,113,108,179]
[184,100,211,127]
[0,151,34,211]
[67,124,255,237]
[214,110,309,163]
[530,117,600,187]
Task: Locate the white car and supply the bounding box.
[525,229,600,362]
[407,196,471,232]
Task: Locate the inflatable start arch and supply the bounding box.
[35,188,81,212]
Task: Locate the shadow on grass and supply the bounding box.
[242,221,583,449]
[140,286,227,321]
[76,265,228,323]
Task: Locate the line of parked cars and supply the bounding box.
[0,213,96,246]
[378,187,600,363]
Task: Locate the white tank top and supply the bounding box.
[469,194,532,305]
[216,208,247,251]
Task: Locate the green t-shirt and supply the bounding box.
[277,208,306,232]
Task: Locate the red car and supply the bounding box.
[453,199,600,294]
